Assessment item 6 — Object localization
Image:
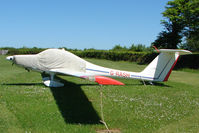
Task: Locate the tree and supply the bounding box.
[112,44,127,51]
[129,44,147,52]
[153,0,199,50]
[152,22,183,49]
[184,32,199,51]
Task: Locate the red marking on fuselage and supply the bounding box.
[110,70,114,76]
[110,70,130,78]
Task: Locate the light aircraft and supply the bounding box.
[6,48,191,87]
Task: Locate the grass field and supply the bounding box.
[0,56,199,133]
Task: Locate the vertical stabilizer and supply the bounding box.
[140,49,191,82]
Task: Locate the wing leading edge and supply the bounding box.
[49,68,125,85]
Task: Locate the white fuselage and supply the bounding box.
[85,62,142,80]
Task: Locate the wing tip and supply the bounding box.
[95,76,125,85]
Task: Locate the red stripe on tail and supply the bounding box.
[164,56,180,81]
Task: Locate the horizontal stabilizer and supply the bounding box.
[158,49,192,55]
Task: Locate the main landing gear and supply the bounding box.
[41,72,64,87]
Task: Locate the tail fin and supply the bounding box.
[140,49,191,82]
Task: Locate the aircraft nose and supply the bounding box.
[6,56,14,61]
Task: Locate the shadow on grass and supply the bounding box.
[124,81,170,87]
[140,81,171,87]
[2,78,101,125]
[50,77,101,125]
[2,83,44,86]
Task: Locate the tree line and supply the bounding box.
[0,43,152,54]
[1,46,199,70]
[152,0,199,52]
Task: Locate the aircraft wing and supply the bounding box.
[49,68,93,78]
[49,68,124,85]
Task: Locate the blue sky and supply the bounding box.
[0,0,170,49]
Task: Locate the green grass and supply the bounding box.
[0,56,199,133]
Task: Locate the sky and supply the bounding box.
[0,0,170,49]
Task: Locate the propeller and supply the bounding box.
[6,56,15,66]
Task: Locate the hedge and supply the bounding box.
[2,48,199,70]
[72,50,157,63]
[73,51,199,70]
[175,54,199,69]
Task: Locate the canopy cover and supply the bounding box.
[14,49,86,72]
